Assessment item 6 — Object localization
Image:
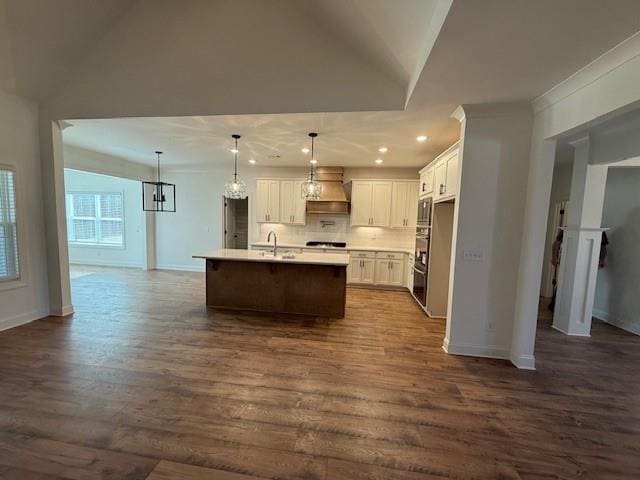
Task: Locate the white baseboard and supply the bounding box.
[593,309,640,336]
[0,309,49,332]
[551,323,591,337]
[70,260,145,268]
[510,353,536,370]
[155,264,205,273]
[442,337,511,361]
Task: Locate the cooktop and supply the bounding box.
[305,241,347,248]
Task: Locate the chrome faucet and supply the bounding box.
[267,231,278,257]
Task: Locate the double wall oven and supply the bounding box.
[412,197,431,307]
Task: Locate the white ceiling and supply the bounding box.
[63,110,442,168]
[5,0,640,169]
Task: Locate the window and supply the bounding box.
[66,192,124,247]
[0,167,19,282]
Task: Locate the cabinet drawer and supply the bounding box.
[377,251,405,260]
[349,250,376,259]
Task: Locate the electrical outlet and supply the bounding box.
[463,250,483,262]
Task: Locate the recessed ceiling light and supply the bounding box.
[416,135,427,143]
[249,159,256,165]
[375,158,383,165]
[378,147,388,153]
[310,159,318,165]
[301,147,310,154]
[230,148,239,154]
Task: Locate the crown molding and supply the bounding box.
[451,102,531,123]
[533,31,640,114]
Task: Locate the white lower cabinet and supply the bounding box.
[375,258,404,286]
[347,251,406,287]
[347,251,376,284]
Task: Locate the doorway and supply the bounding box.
[223,197,248,249]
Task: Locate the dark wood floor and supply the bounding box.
[0,266,638,480]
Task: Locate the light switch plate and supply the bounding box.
[463,250,483,262]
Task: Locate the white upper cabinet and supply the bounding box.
[350,181,392,227]
[443,152,459,201]
[423,142,459,204]
[255,180,280,223]
[419,165,434,198]
[406,182,419,228]
[280,180,306,225]
[350,181,373,226]
[370,182,392,226]
[390,181,419,228]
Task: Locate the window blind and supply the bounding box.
[0,168,19,281]
[66,192,124,247]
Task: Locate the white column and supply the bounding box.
[510,125,557,369]
[553,136,608,336]
[39,119,73,316]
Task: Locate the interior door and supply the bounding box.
[371,182,392,226]
[225,199,236,248]
[350,182,373,226]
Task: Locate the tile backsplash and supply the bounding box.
[256,215,414,249]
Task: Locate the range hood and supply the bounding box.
[306,167,350,215]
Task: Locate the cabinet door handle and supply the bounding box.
[422,182,425,192]
[439,184,445,195]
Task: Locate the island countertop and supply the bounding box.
[193,248,349,266]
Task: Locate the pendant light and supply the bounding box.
[224,134,248,199]
[142,151,176,212]
[301,132,322,200]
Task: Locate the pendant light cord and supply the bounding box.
[234,136,238,182]
[309,133,317,180]
[157,152,160,184]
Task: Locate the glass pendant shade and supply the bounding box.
[142,151,176,212]
[224,175,247,199]
[301,173,322,200]
[301,132,322,200]
[224,134,247,199]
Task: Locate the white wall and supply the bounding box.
[0,89,49,330]
[511,32,640,369]
[593,167,640,335]
[155,166,418,271]
[64,169,146,268]
[444,104,533,360]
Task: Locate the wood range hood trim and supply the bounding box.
[306,167,350,215]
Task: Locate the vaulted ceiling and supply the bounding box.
[2,0,640,168]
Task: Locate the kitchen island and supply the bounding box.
[193,249,349,317]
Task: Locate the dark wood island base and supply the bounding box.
[204,256,347,317]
